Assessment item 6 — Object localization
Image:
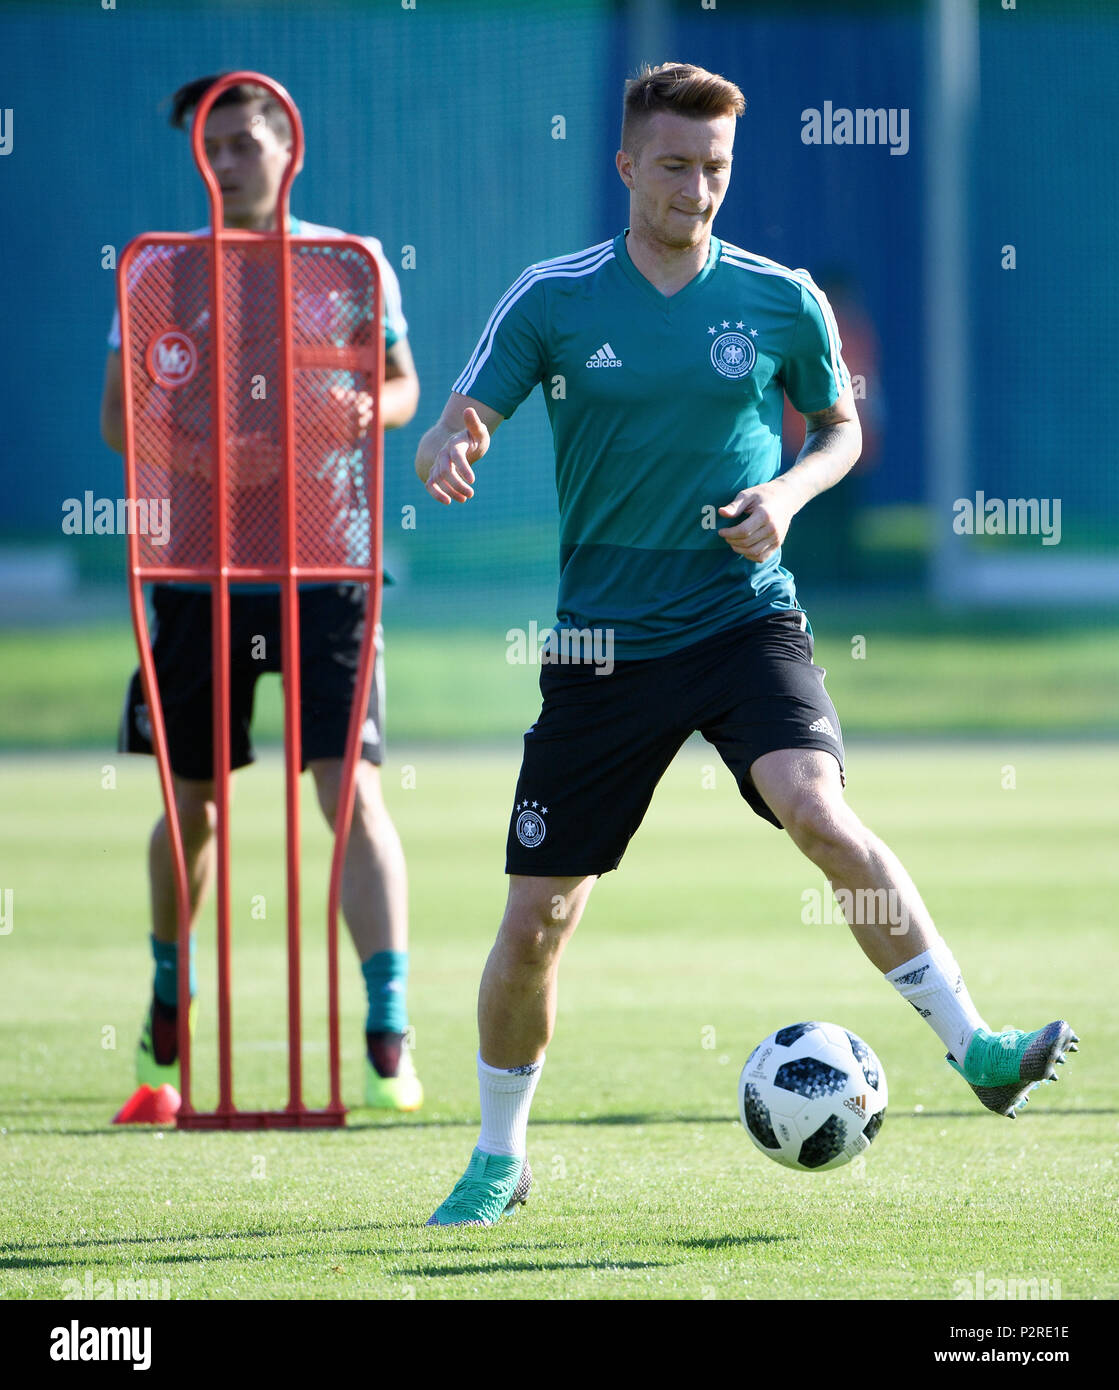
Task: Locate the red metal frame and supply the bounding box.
[118,71,384,1130]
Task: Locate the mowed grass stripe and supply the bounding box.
[1,618,1117,748]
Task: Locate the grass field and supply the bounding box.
[1,743,1116,1301]
[1,605,1118,750]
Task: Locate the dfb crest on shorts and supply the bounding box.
[710,330,756,380]
[514,799,547,848]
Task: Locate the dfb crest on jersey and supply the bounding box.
[146,330,198,388]
[710,330,756,380]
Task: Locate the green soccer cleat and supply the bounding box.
[364,1045,424,1112]
[425,1148,533,1227]
[947,1020,1079,1119]
[135,993,197,1090]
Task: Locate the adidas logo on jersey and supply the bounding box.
[808,716,837,739]
[586,343,622,368]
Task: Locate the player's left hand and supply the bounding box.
[716,482,798,563]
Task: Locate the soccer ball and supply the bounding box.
[738,1021,887,1172]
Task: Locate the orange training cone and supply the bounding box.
[112,1083,181,1125]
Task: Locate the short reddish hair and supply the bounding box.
[621,62,745,155]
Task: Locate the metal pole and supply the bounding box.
[926,0,979,607]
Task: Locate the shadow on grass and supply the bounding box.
[346,1111,734,1132]
[2,1127,174,1138]
[392,1257,672,1277]
[1,1241,394,1273]
[4,1097,125,1110]
[7,1109,737,1138]
[1,1222,794,1279]
[13,1107,1113,1139]
[7,1251,679,1282]
[0,1221,604,1270]
[903,1108,1117,1119]
[675,1234,792,1250]
[2,1248,375,1272]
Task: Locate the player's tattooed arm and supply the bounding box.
[716,382,861,563]
[787,386,864,508]
[415,391,505,505]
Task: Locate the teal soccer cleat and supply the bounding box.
[425,1148,533,1227]
[947,1020,1079,1118]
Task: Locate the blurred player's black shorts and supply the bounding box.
[505,609,845,877]
[119,583,384,780]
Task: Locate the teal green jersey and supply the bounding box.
[454,231,848,658]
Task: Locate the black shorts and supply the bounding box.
[119,583,385,781]
[505,610,845,877]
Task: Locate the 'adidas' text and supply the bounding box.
[586,343,622,368]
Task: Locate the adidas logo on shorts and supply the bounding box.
[808,716,837,739]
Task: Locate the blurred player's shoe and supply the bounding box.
[364,1030,423,1111]
[947,1020,1078,1118]
[135,993,197,1090]
[425,1148,533,1227]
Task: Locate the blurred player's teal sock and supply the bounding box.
[363,950,410,1079]
[362,949,409,1034]
[151,934,196,1008]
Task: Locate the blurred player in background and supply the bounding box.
[780,267,884,587]
[99,74,423,1111]
[415,62,1077,1225]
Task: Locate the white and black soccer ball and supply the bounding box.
[738,1021,887,1172]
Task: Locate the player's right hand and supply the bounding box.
[424,408,489,505]
[328,384,375,442]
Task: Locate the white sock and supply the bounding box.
[886,942,988,1065]
[477,1053,544,1158]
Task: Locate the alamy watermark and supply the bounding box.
[61,1271,171,1300]
[953,492,1061,546]
[801,886,909,935]
[49,1321,152,1370]
[506,620,615,676]
[62,491,170,547]
[953,1269,1063,1300]
[801,102,909,156]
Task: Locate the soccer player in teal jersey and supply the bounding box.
[100,75,422,1112]
[415,63,1077,1226]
